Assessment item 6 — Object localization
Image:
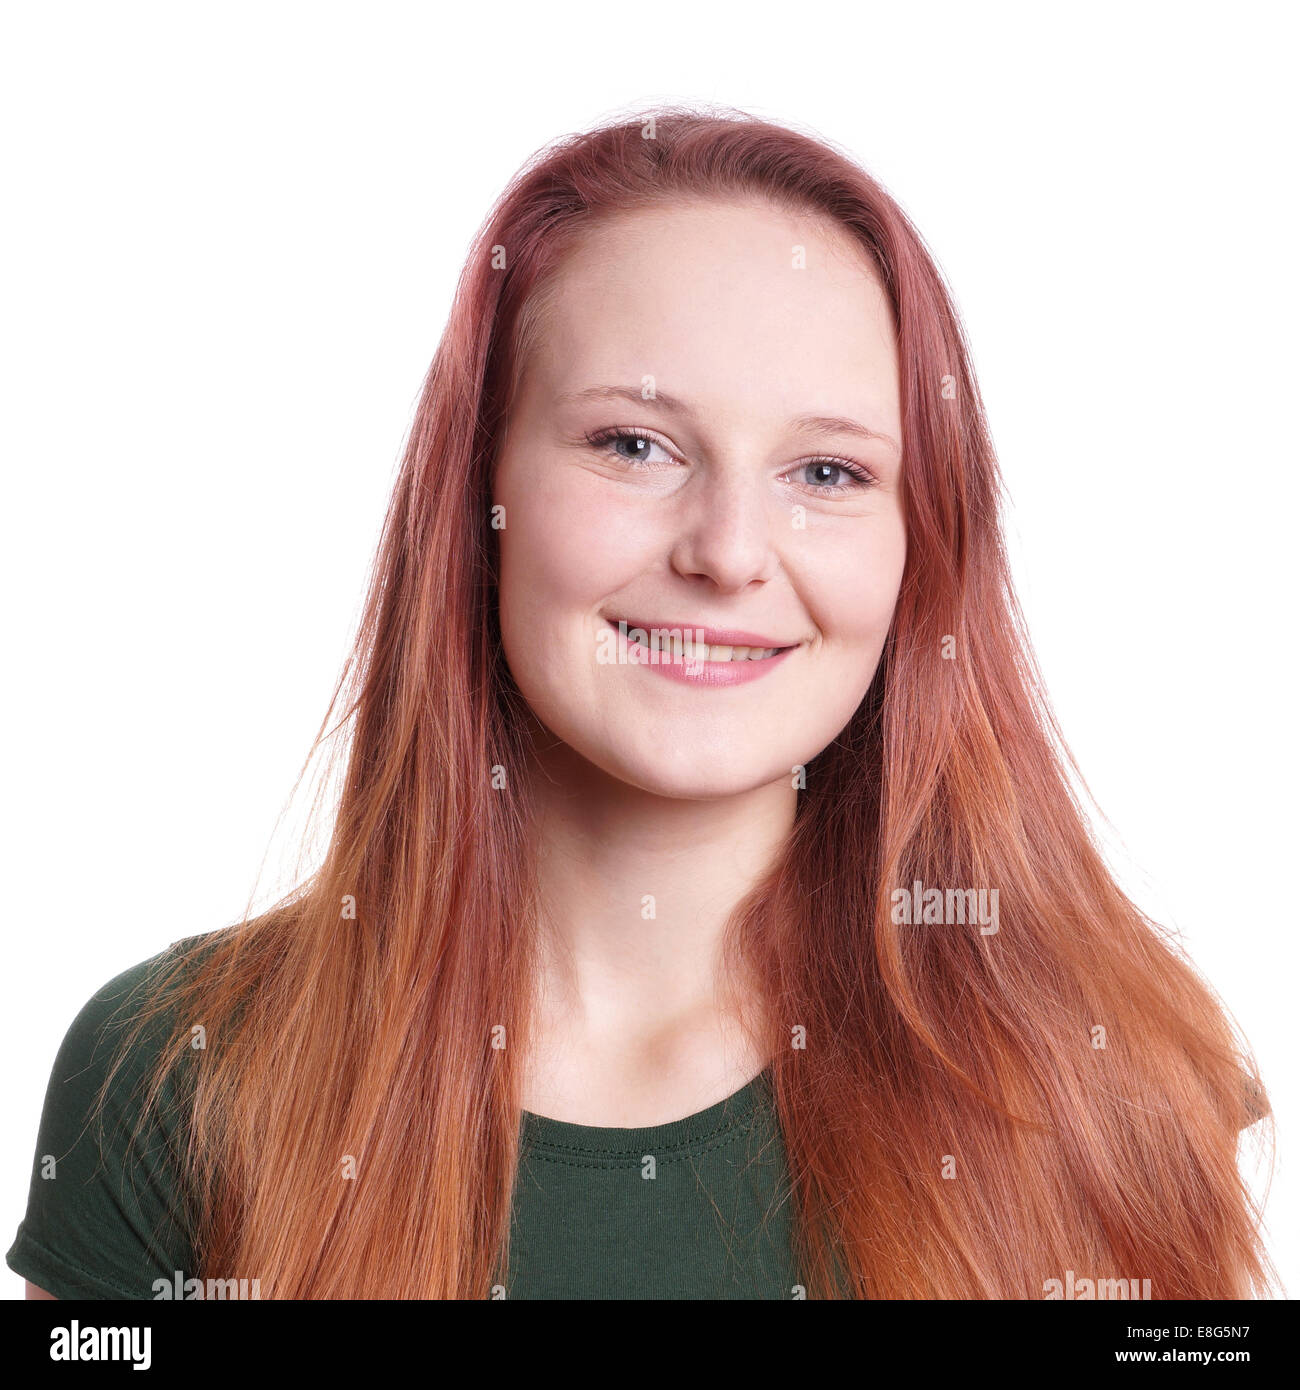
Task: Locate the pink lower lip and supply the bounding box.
[607,622,797,687]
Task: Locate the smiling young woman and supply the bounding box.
[8,105,1274,1301]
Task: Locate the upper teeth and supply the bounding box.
[621,627,782,661]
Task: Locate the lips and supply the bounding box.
[605,617,797,663]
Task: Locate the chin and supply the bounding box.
[587,742,796,802]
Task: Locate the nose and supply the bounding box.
[667,463,781,593]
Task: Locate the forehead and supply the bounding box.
[519,198,901,430]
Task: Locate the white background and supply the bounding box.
[2,0,1295,1297]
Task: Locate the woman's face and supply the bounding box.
[493,197,906,799]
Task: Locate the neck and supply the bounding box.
[521,732,795,1114]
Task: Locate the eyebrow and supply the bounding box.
[556,384,901,455]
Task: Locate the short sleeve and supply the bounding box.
[6,945,201,1299]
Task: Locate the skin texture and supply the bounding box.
[493,198,907,1125]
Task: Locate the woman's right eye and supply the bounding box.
[585,428,679,468]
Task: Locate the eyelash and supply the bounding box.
[584,427,879,493]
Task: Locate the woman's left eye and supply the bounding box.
[791,459,876,492]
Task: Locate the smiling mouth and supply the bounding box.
[606,618,796,663]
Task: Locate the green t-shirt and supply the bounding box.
[6,940,802,1300]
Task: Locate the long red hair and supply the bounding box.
[110,103,1274,1298]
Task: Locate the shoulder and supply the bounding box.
[1237,1069,1270,1132]
[57,938,186,1046]
[66,929,219,1040]
[5,932,222,1299]
[39,932,221,1106]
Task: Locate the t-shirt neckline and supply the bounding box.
[520,1066,772,1157]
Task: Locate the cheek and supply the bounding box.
[786,528,904,758]
[802,513,907,659]
[494,465,653,669]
